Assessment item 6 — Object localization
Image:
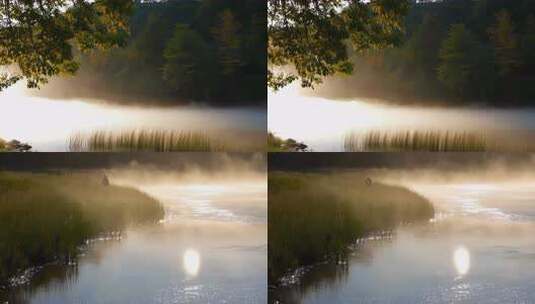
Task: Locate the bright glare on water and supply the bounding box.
[453,246,470,277]
[183,249,201,277]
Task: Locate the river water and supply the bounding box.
[0,85,266,151]
[269,84,535,151]
[273,182,535,303]
[3,179,267,304]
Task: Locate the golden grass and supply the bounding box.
[345,130,488,152]
[69,130,223,152]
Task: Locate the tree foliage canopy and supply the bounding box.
[0,0,133,90]
[33,0,266,105]
[437,24,479,96]
[310,0,535,106]
[488,10,520,77]
[163,24,211,100]
[268,0,410,89]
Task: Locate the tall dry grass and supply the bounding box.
[69,130,222,152]
[345,130,488,152]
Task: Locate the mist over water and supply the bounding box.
[4,168,267,304]
[274,169,535,304]
[269,84,535,151]
[0,85,266,151]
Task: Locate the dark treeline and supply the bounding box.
[315,0,535,106]
[36,0,266,106]
[0,153,266,171]
[268,152,534,172]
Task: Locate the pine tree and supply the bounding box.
[162,25,211,100]
[488,10,520,77]
[521,14,535,68]
[437,24,479,97]
[212,10,242,76]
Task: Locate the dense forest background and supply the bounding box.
[35,0,266,106]
[314,0,535,107]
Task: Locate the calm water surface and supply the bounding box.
[4,180,267,304]
[273,182,535,303]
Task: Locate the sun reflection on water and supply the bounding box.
[183,249,201,277]
[453,246,470,277]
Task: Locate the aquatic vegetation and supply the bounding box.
[69,130,223,152]
[0,172,164,285]
[268,132,308,152]
[345,130,488,152]
[268,172,434,284]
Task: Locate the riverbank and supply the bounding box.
[275,181,535,303]
[268,172,434,285]
[0,172,164,286]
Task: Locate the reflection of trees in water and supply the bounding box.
[270,263,349,304]
[1,236,123,304]
[268,232,394,304]
[271,236,393,304]
[3,265,79,304]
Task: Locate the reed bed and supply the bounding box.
[345,130,488,152]
[269,172,434,284]
[69,130,224,152]
[0,172,164,285]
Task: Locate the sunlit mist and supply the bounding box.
[453,246,470,277]
[268,83,535,151]
[183,249,201,276]
[0,84,265,151]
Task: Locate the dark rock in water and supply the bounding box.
[101,175,110,186]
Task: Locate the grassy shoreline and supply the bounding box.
[268,172,434,284]
[0,172,164,286]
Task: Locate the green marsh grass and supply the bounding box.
[268,172,434,284]
[345,130,488,152]
[0,172,164,285]
[69,130,223,152]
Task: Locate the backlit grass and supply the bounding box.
[0,172,164,285]
[345,130,488,152]
[268,172,434,284]
[69,130,223,152]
